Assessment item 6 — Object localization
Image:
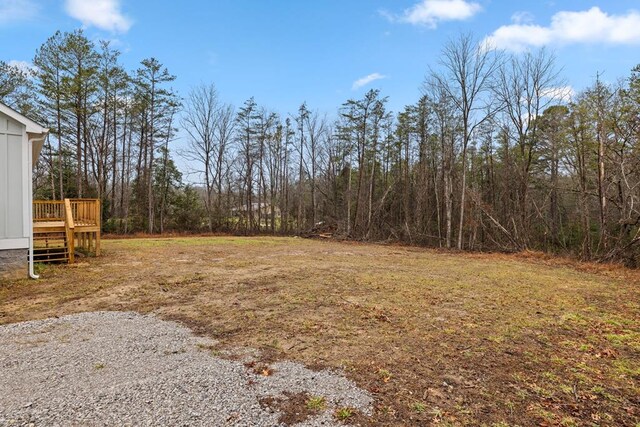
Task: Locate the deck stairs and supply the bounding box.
[33,229,71,263]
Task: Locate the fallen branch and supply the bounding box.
[468,190,523,251]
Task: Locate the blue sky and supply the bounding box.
[2,0,640,116]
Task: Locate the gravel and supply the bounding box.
[0,311,372,426]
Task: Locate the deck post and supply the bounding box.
[96,199,101,256]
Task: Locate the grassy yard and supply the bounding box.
[1,236,639,426]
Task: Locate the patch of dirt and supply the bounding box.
[245,360,275,377]
[259,392,316,425]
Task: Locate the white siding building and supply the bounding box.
[0,102,48,279]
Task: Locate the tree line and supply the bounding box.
[1,30,639,264]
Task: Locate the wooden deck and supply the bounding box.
[33,221,101,232]
[33,221,65,232]
[33,199,101,263]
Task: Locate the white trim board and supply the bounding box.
[0,238,29,250]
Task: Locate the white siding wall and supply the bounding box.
[0,111,28,248]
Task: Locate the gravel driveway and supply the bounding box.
[0,312,372,426]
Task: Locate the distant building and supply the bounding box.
[231,202,281,218]
[0,102,48,279]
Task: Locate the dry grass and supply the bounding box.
[1,236,639,426]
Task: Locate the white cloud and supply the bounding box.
[483,7,640,52]
[0,0,38,24]
[352,73,387,90]
[511,11,534,25]
[65,0,132,33]
[8,60,37,75]
[541,86,575,101]
[382,0,481,28]
[482,24,552,52]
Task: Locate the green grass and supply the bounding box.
[335,407,354,420]
[306,396,326,411]
[410,401,427,413]
[606,331,640,351]
[613,359,640,377]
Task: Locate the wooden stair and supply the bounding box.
[33,230,71,263]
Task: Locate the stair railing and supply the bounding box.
[64,198,75,264]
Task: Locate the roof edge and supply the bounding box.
[0,101,48,134]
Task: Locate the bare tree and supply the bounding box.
[181,84,220,231]
[424,79,459,248]
[214,104,235,226]
[430,33,501,249]
[304,110,328,226]
[494,48,564,246]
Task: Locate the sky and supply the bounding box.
[2,0,640,117]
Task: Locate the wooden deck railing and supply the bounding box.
[34,199,100,225]
[33,200,65,222]
[69,199,101,228]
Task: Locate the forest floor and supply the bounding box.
[1,236,639,426]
